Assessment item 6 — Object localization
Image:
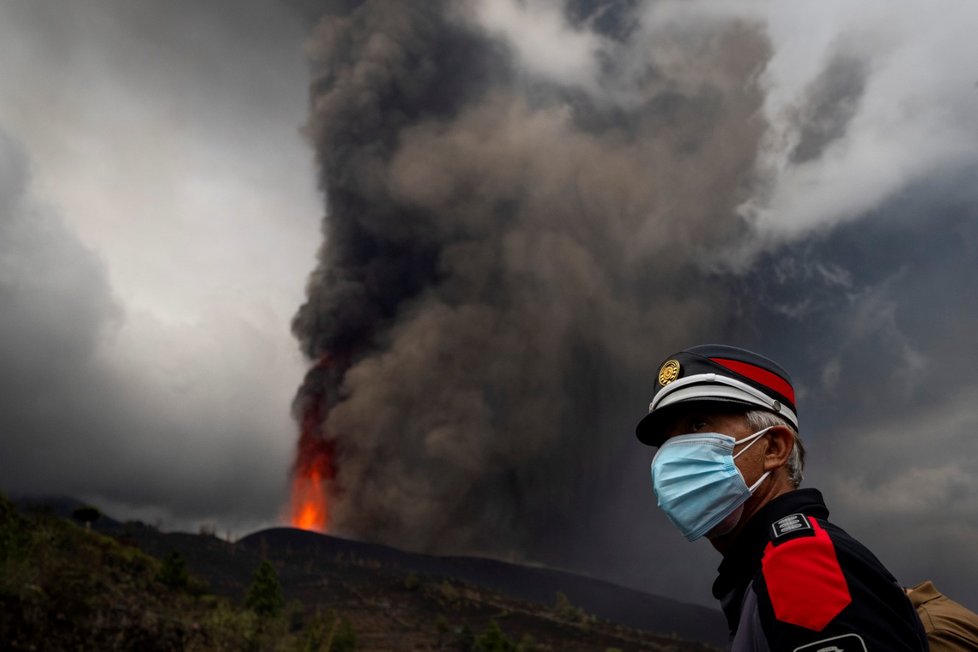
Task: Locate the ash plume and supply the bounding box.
[291,0,771,558]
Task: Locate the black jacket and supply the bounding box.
[713,488,929,651]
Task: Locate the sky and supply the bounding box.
[2,0,978,612]
[0,0,321,533]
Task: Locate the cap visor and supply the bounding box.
[635,398,757,446]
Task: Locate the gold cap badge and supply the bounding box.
[658,359,681,386]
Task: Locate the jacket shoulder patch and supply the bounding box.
[761,517,852,631]
[771,513,813,542]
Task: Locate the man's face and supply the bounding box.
[658,403,770,491]
[660,403,753,443]
[653,403,792,550]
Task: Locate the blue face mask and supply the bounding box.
[650,427,772,541]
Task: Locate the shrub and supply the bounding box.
[552,591,588,625]
[440,581,460,604]
[294,609,357,652]
[71,506,101,527]
[517,634,553,652]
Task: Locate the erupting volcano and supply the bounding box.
[286,0,769,555]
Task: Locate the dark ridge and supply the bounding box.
[239,527,726,646]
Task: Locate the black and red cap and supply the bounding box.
[635,344,798,446]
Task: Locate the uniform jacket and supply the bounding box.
[908,580,978,651]
[712,488,929,651]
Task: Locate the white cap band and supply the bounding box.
[648,373,799,430]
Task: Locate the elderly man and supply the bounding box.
[637,344,928,651]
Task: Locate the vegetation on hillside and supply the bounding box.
[0,493,356,651]
[0,494,719,651]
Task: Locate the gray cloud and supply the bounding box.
[736,1,978,240]
[0,128,119,497]
[0,125,294,531]
[788,52,868,165]
[0,130,117,457]
[0,131,118,375]
[0,0,318,535]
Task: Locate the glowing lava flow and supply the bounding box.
[291,466,328,531]
[289,358,336,532]
[290,428,334,532]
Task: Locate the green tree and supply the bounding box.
[473,621,515,652]
[245,559,284,618]
[157,551,189,590]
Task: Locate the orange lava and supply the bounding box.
[291,467,328,531]
[289,356,337,532]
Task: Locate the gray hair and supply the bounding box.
[744,409,806,488]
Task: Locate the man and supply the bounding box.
[636,344,928,651]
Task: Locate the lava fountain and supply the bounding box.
[288,358,337,532]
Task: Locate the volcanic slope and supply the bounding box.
[235,527,727,648]
[5,496,725,650]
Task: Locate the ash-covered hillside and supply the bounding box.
[3,495,725,651]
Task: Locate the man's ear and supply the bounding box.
[763,425,794,471]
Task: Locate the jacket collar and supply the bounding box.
[906,580,941,608]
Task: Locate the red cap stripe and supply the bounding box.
[709,357,796,405]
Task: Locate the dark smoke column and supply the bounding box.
[290,0,770,559]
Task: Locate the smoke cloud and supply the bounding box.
[292,0,771,557]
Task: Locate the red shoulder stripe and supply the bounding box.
[761,517,851,631]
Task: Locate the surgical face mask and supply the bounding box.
[650,426,773,541]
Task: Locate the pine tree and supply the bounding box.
[245,559,284,618]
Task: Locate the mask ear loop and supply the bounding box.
[732,425,774,460]
[733,426,774,493]
[747,470,771,493]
